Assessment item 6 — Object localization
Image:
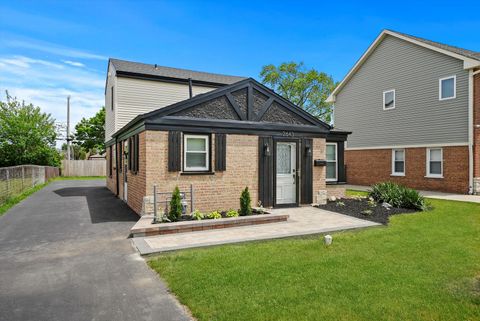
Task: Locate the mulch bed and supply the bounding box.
[317,197,418,225]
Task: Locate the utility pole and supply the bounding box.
[66,96,71,161]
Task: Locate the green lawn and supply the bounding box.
[148,198,480,321]
[0,176,106,216]
[346,189,369,197]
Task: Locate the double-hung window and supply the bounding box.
[439,76,456,100]
[391,149,405,176]
[184,134,209,172]
[383,89,395,110]
[326,143,337,182]
[426,148,443,178]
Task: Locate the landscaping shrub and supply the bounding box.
[206,210,222,219]
[168,186,183,222]
[239,187,252,216]
[191,210,204,220]
[226,209,239,218]
[369,182,428,211]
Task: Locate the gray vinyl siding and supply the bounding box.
[334,35,469,149]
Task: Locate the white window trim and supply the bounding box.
[326,143,338,182]
[439,75,456,101]
[391,148,405,176]
[383,89,396,110]
[426,147,443,178]
[183,134,209,172]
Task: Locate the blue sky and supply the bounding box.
[1,0,479,130]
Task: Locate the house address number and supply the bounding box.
[282,131,294,137]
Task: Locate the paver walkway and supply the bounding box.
[133,207,379,254]
[0,179,191,321]
[346,184,480,203]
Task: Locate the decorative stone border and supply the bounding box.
[130,213,289,238]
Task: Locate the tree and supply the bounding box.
[0,92,61,167]
[74,106,105,154]
[239,186,252,216]
[61,143,87,160]
[259,62,336,123]
[169,186,183,222]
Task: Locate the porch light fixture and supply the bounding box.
[264,144,271,156]
[305,146,312,157]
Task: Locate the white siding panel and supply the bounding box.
[115,77,215,132]
[334,35,469,148]
[104,62,116,141]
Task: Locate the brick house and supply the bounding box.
[327,30,480,194]
[105,59,349,215]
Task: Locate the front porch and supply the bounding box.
[132,206,379,254]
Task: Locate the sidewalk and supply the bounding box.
[132,207,379,254]
[345,184,480,203]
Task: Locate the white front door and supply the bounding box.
[276,142,296,204]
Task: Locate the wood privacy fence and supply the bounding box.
[61,160,106,177]
[0,165,60,203]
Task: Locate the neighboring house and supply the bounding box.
[328,30,480,194]
[105,58,349,215]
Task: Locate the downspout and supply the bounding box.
[115,137,119,196]
[470,69,480,194]
[188,78,193,98]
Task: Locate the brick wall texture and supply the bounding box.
[345,146,469,194]
[107,131,328,215]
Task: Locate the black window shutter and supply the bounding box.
[301,138,313,204]
[128,137,132,171]
[258,136,273,207]
[168,131,181,171]
[109,146,113,177]
[135,134,139,172]
[215,134,226,171]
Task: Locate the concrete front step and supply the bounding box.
[130,213,289,238]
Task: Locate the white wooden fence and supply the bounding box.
[61,160,106,177]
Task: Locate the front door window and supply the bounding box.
[276,142,296,205]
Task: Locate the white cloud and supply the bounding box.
[62,60,85,68]
[4,38,107,61]
[0,55,105,147]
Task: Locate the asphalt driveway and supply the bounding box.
[0,179,191,321]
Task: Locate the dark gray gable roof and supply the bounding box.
[110,58,246,85]
[387,30,480,61]
[113,78,332,138]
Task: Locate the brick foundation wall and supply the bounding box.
[326,185,346,199]
[145,131,259,213]
[106,146,116,194]
[345,146,469,194]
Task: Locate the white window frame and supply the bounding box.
[183,134,209,172]
[391,148,405,176]
[383,89,396,110]
[439,75,456,101]
[426,148,443,178]
[326,143,338,182]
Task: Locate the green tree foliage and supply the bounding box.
[260,62,336,123]
[169,186,183,222]
[239,186,252,216]
[61,143,87,160]
[74,106,105,154]
[0,93,61,167]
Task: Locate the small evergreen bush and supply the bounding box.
[239,187,252,216]
[369,182,428,211]
[168,186,183,221]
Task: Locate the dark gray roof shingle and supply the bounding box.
[110,58,246,85]
[388,30,480,61]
